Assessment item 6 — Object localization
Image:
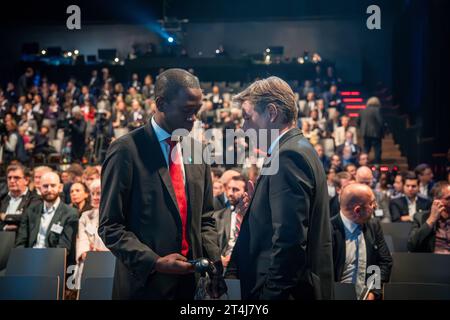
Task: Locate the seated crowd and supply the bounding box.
[0,66,449,300]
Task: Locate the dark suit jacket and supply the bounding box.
[358,105,383,139]
[213,193,227,211]
[329,194,340,218]
[389,196,432,222]
[228,128,334,300]
[331,214,393,299]
[213,206,232,256]
[408,210,436,252]
[99,121,221,299]
[336,143,361,157]
[0,189,41,230]
[15,201,79,257]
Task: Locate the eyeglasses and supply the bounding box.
[7,176,24,181]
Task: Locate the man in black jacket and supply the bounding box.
[99,69,225,300]
[390,172,432,222]
[408,181,450,253]
[15,172,78,258]
[331,183,392,300]
[0,164,41,231]
[228,76,333,300]
[358,97,384,164]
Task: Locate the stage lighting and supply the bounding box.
[67,51,73,57]
[167,36,174,43]
[74,49,79,55]
[114,57,119,63]
[41,49,46,55]
[215,49,220,54]
[297,57,305,64]
[265,48,270,53]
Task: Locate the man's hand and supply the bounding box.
[400,215,412,222]
[235,180,255,215]
[221,255,231,268]
[367,292,376,300]
[426,200,446,227]
[154,253,195,275]
[3,225,18,231]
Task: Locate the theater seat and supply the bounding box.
[0,276,60,300]
[79,277,113,300]
[334,282,357,300]
[381,222,412,252]
[78,252,116,300]
[390,252,450,284]
[384,283,450,300]
[6,248,67,299]
[0,232,16,272]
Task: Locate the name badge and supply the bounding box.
[375,209,384,217]
[50,223,64,235]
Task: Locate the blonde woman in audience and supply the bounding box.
[74,179,109,289]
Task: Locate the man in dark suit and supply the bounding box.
[331,183,392,300]
[390,172,432,222]
[99,69,225,300]
[335,131,361,158]
[228,76,334,300]
[358,97,384,164]
[213,169,240,211]
[213,175,247,268]
[329,171,354,218]
[408,181,450,253]
[15,172,78,258]
[0,164,41,231]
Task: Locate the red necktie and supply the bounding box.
[167,139,189,256]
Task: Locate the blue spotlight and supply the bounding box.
[167,36,174,43]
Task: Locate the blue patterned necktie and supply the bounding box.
[345,225,362,283]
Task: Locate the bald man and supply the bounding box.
[331,183,392,300]
[356,166,392,222]
[16,172,79,257]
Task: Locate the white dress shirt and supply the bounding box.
[407,196,417,219]
[34,198,61,249]
[151,117,186,182]
[340,211,367,299]
[5,188,29,215]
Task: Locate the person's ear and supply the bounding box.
[58,183,63,194]
[155,96,166,113]
[354,206,361,218]
[267,104,278,123]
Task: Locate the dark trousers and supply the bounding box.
[364,137,382,164]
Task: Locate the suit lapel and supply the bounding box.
[224,207,232,241]
[44,202,64,246]
[144,122,181,220]
[363,223,373,265]
[334,215,347,278]
[30,203,44,245]
[246,128,302,218]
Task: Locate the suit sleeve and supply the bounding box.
[57,208,79,251]
[15,207,31,247]
[200,164,221,263]
[408,214,433,252]
[260,151,313,300]
[98,140,160,284]
[389,199,404,222]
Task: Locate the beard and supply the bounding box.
[42,192,59,203]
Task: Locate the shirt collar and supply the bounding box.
[268,128,291,155]
[8,188,28,199]
[340,211,360,234]
[43,197,61,214]
[151,117,171,143]
[406,196,417,205]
